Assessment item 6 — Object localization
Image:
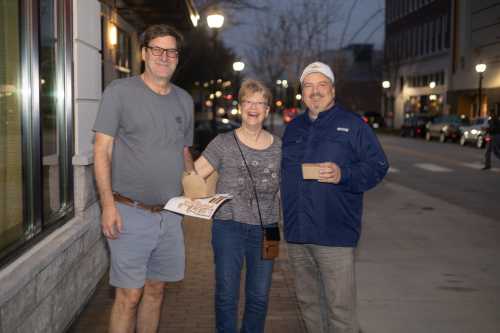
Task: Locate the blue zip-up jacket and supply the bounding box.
[281,104,389,246]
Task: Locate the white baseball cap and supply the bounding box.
[300,61,335,85]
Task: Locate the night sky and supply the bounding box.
[221,0,385,59]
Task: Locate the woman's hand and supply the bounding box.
[194,156,215,179]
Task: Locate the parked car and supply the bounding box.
[425,115,470,142]
[362,111,384,129]
[400,113,435,138]
[459,117,489,148]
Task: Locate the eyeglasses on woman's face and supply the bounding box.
[240,100,268,109]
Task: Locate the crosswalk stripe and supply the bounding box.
[414,163,453,172]
[461,162,500,172]
[461,162,483,170]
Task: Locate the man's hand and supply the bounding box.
[101,205,123,239]
[317,162,342,184]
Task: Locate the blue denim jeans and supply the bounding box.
[212,219,275,333]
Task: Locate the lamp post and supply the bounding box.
[207,13,224,133]
[475,63,487,118]
[232,61,244,94]
[382,80,392,128]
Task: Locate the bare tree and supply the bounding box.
[245,0,342,99]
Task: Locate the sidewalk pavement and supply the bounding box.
[69,180,500,332]
[357,181,500,333]
[68,216,305,333]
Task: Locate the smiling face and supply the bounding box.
[141,35,178,82]
[302,72,335,116]
[240,92,270,128]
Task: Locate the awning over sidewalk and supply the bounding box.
[103,0,199,31]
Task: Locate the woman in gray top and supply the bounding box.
[194,79,281,333]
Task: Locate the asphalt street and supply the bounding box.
[380,134,500,222]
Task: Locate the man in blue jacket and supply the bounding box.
[281,62,388,333]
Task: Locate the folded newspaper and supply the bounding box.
[164,194,232,219]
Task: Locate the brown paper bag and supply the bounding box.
[301,163,321,179]
[182,172,218,199]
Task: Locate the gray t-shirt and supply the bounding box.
[93,75,194,204]
[203,131,282,225]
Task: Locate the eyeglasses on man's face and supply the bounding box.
[241,100,268,108]
[146,45,179,58]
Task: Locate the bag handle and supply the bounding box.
[233,131,265,230]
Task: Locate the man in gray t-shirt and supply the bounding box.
[93,24,193,332]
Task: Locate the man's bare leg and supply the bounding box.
[137,280,166,333]
[109,287,143,333]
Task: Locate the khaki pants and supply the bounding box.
[288,244,359,333]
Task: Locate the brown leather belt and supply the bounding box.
[113,192,164,213]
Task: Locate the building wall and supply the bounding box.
[0,1,107,332]
[384,0,453,127]
[448,0,500,117]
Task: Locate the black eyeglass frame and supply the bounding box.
[145,45,179,58]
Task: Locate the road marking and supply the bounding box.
[414,163,453,172]
[388,167,400,173]
[461,162,500,172]
[461,162,483,170]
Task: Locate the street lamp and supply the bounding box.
[382,80,392,128]
[475,63,487,117]
[232,61,244,95]
[207,12,225,133]
[232,61,245,72]
[207,13,224,29]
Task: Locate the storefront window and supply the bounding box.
[0,0,24,253]
[0,0,73,263]
[40,0,62,221]
[115,27,132,78]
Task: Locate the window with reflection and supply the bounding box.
[0,0,73,264]
[115,27,132,78]
[40,0,62,221]
[0,0,24,254]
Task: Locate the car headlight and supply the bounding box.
[471,129,478,135]
[442,125,448,132]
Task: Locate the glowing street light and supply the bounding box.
[233,61,245,72]
[475,63,487,74]
[207,13,224,28]
[429,81,436,89]
[382,80,391,89]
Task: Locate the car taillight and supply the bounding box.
[362,116,368,123]
[416,128,421,134]
[485,136,492,143]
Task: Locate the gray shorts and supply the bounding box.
[107,202,185,288]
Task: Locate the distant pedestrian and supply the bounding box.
[281,61,389,333]
[192,79,281,333]
[93,24,194,333]
[483,108,500,170]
